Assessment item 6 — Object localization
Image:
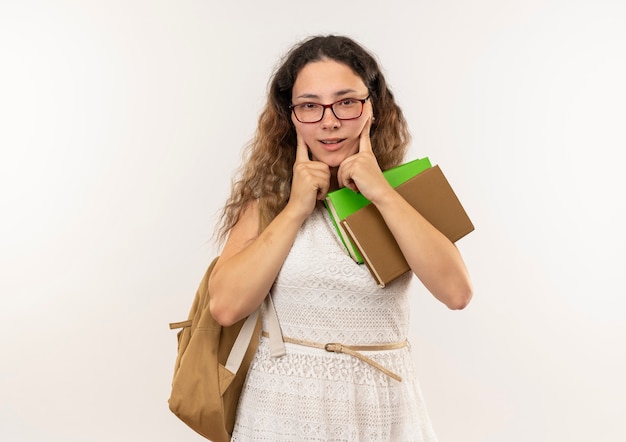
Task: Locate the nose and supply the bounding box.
[319,106,340,129]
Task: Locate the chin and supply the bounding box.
[314,153,349,168]
[312,145,358,167]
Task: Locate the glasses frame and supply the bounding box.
[289,95,370,124]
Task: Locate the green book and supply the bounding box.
[324,157,432,263]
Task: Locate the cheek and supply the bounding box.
[293,122,317,144]
[347,119,368,143]
[303,131,319,146]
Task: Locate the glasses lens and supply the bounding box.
[332,99,363,119]
[294,104,324,123]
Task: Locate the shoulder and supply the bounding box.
[219,200,260,259]
[233,199,260,239]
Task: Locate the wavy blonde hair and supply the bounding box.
[216,35,411,244]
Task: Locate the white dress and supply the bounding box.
[231,205,437,441]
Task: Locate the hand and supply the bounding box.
[337,116,391,203]
[287,133,331,218]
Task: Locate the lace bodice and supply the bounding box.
[264,204,413,345]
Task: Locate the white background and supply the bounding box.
[1,1,625,441]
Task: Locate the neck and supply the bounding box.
[329,167,340,191]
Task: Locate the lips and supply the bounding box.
[319,138,345,145]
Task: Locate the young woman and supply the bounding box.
[208,34,472,441]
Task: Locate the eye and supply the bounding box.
[297,103,320,111]
[337,99,359,107]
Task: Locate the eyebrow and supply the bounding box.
[294,88,359,101]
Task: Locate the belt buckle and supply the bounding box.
[324,343,343,353]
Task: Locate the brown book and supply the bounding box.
[340,165,474,287]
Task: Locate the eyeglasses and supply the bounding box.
[289,96,370,123]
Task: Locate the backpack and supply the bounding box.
[167,257,263,441]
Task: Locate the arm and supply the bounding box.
[338,117,473,309]
[208,135,331,326]
[207,200,304,326]
[371,188,473,309]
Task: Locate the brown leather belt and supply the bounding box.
[261,331,407,382]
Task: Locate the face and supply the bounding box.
[291,59,371,167]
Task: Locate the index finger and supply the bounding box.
[295,132,311,163]
[358,115,374,153]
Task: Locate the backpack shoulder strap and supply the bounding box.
[224,293,286,374]
[224,307,260,373]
